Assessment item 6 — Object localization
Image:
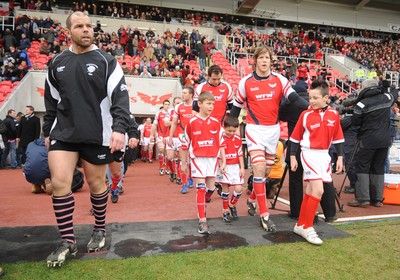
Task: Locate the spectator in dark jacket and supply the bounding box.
[3,29,17,52]
[1,109,18,169]
[17,105,41,164]
[23,138,50,193]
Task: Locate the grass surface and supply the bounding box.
[2,219,400,280]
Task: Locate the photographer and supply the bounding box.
[348,79,397,207]
[339,95,359,194]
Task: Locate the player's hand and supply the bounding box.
[45,137,50,149]
[240,168,245,178]
[335,156,343,174]
[110,132,125,153]
[167,136,173,147]
[290,156,298,172]
[128,138,139,149]
[219,163,226,174]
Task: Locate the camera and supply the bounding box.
[337,96,357,115]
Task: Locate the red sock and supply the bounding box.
[253,177,268,216]
[297,194,310,226]
[141,149,145,159]
[304,195,321,229]
[249,188,256,201]
[167,159,173,172]
[149,151,153,161]
[181,171,187,184]
[158,154,164,169]
[110,175,120,191]
[221,192,229,211]
[196,184,206,219]
[229,191,242,206]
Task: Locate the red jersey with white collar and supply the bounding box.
[223,134,243,165]
[173,102,193,134]
[289,106,344,149]
[181,115,225,158]
[154,110,170,137]
[167,108,180,137]
[234,72,295,125]
[143,124,152,138]
[195,81,233,123]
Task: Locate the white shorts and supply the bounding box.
[300,148,332,183]
[166,137,181,151]
[216,164,244,185]
[190,157,218,178]
[245,123,280,155]
[143,137,154,146]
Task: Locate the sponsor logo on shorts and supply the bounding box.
[97,154,106,160]
[306,171,311,175]
[192,169,196,173]
[51,140,57,145]
[57,66,65,72]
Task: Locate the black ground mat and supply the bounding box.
[0,215,350,263]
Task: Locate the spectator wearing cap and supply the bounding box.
[113,43,125,60]
[348,79,397,207]
[121,62,131,75]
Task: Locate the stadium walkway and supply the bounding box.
[0,161,398,263]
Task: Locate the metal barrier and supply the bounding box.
[1,15,15,31]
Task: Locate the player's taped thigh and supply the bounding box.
[265,153,275,167]
[251,152,266,166]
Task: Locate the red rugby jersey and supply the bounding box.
[173,102,193,135]
[154,110,171,137]
[181,115,225,158]
[289,107,344,149]
[167,108,180,137]
[143,124,152,138]
[195,81,233,123]
[223,134,243,165]
[234,72,295,125]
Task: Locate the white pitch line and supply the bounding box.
[318,213,400,223]
[276,197,400,222]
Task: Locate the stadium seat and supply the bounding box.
[0,81,12,87]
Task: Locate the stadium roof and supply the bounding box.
[297,0,400,12]
[238,0,400,14]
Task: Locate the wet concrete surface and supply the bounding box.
[0,215,350,263]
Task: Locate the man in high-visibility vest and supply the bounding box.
[355,67,365,81]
